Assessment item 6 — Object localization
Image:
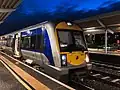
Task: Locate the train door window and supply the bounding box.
[31,35,36,50]
[36,34,42,50]
[36,28,42,51]
[29,29,37,51]
[21,36,31,49]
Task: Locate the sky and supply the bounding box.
[0,0,120,35]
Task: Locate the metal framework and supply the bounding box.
[74,11,120,29]
[0,0,21,23]
[74,11,120,53]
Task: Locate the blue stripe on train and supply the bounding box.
[43,29,55,66]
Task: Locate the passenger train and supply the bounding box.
[0,21,92,82]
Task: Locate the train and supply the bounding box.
[0,21,92,83]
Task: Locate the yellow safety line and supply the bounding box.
[0,60,32,90]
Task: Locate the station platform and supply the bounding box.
[0,51,75,90]
[0,60,26,90]
[88,48,120,56]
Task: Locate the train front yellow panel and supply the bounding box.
[67,51,85,65]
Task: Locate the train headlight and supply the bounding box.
[85,54,89,63]
[61,55,67,66]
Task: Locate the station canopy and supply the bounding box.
[0,0,21,24]
[74,11,120,34]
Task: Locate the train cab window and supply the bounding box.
[57,30,87,52]
[73,32,85,48]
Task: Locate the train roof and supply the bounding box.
[0,21,49,37]
[0,20,75,37]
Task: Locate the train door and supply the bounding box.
[13,33,21,58]
[21,30,36,61]
[34,27,45,65]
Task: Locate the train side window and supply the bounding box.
[8,36,13,47]
[5,37,8,47]
[21,28,43,51]
[6,37,11,47]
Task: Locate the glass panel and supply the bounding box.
[57,30,87,52]
[31,35,36,49]
[85,33,120,54]
[21,36,31,49]
[36,35,42,50]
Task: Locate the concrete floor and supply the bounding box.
[0,61,26,90]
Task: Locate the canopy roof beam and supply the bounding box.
[97,19,106,28]
[0,8,16,12]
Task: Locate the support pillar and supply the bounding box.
[105,30,107,53]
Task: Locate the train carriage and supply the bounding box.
[0,21,92,83]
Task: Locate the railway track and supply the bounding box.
[92,62,120,77]
[70,61,120,90]
[83,61,120,90]
[91,62,120,87]
[90,70,120,88]
[70,79,95,90]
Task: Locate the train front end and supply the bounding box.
[54,21,92,81]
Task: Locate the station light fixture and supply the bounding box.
[67,22,72,26]
[85,29,102,32]
[87,34,90,36]
[85,27,96,30]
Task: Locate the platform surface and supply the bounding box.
[0,61,26,90]
[0,52,74,90]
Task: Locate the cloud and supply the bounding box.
[99,0,118,7]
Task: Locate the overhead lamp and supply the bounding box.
[67,22,72,26]
[87,34,90,36]
[85,27,96,30]
[85,29,102,32]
